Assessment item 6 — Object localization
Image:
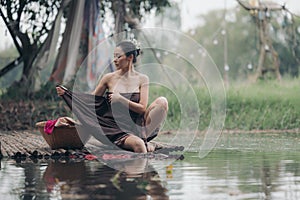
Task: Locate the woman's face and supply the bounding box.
[114,46,130,70]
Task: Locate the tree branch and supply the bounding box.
[236,0,251,11]
[6,0,14,21]
[17,0,26,24]
[0,56,23,78]
[0,7,23,54]
[236,0,284,11]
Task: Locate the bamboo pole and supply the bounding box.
[0,131,184,161]
[0,141,2,159]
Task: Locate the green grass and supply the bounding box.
[225,80,300,130]
[150,79,300,131]
[1,79,299,131]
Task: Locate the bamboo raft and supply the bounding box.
[0,130,184,163]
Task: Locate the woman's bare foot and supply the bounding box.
[147,142,156,152]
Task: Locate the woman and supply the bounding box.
[56,40,168,153]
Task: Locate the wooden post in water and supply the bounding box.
[0,141,2,159]
[0,141,2,170]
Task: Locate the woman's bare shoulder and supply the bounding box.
[136,72,149,82]
[101,72,115,81]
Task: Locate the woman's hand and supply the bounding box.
[107,92,122,103]
[56,86,65,96]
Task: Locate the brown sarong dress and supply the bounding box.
[60,87,156,147]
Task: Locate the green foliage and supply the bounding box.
[148,85,181,130]
[150,79,300,131]
[0,0,61,44]
[1,0,171,98]
[99,0,170,19]
[32,82,60,100]
[189,7,300,80]
[2,79,299,131]
[0,81,60,101]
[225,80,300,130]
[0,46,21,90]
[0,0,63,97]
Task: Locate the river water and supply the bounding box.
[1,132,300,200]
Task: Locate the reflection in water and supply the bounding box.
[2,132,300,200]
[261,157,272,200]
[168,150,300,200]
[43,159,169,200]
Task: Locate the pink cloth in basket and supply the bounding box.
[44,117,78,135]
[44,119,58,135]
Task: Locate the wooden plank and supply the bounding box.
[0,131,184,162]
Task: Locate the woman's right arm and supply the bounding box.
[92,73,110,96]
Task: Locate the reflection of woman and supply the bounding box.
[56,40,168,153]
[43,160,169,200]
[43,161,87,193]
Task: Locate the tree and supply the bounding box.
[190,8,258,81]
[273,11,300,77]
[100,0,170,34]
[237,0,284,81]
[189,4,300,82]
[0,0,171,98]
[0,0,63,96]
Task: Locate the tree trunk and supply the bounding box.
[268,41,281,81]
[13,31,39,96]
[254,15,282,82]
[112,0,126,41]
[255,44,266,81]
[254,19,266,81]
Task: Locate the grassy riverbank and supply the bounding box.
[1,79,299,131]
[151,79,300,131]
[225,80,300,130]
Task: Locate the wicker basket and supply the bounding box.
[36,121,87,150]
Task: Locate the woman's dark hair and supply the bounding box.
[116,40,140,63]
